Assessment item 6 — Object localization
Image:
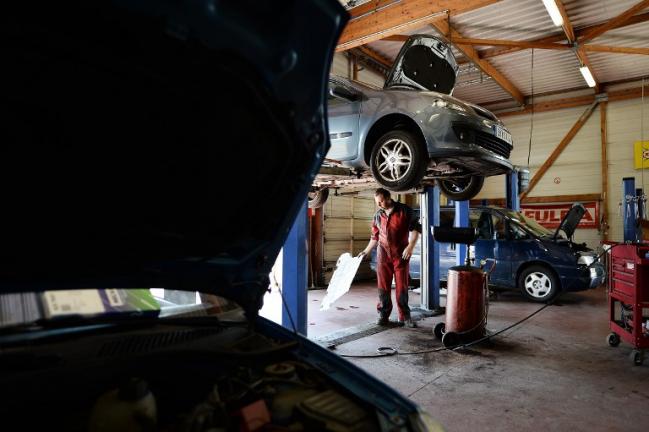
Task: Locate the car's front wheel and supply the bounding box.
[438,175,484,201]
[370,130,427,192]
[519,265,559,302]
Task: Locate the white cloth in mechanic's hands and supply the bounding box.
[320,253,363,311]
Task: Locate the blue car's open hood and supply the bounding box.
[0,0,347,318]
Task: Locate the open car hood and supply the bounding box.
[384,35,458,93]
[553,203,586,240]
[0,0,347,318]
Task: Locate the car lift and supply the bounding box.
[280,168,525,333]
[417,168,523,314]
[281,200,308,334]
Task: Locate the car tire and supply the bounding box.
[370,130,427,192]
[308,188,329,209]
[438,175,485,201]
[518,265,559,303]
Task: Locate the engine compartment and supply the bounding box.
[0,324,381,431]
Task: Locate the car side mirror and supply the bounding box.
[330,86,359,101]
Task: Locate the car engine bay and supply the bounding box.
[0,324,384,432]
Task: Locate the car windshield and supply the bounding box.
[0,288,246,329]
[503,210,554,238]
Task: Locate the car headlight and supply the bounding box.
[432,99,466,112]
[590,267,600,279]
[577,254,595,266]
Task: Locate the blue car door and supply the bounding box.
[471,210,512,285]
[326,80,361,161]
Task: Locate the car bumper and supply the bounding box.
[418,111,513,176]
[570,263,606,291]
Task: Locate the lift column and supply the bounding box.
[506,169,521,211]
[282,199,308,334]
[623,177,638,243]
[454,200,470,265]
[420,185,442,312]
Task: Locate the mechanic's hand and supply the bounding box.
[402,246,414,260]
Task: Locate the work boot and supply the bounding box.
[400,318,417,328]
[377,316,389,326]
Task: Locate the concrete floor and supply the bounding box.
[308,282,649,432]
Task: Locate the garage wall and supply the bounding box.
[606,97,649,242]
[322,192,376,284]
[331,52,385,87]
[477,96,649,247]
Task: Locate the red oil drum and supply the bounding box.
[444,265,487,343]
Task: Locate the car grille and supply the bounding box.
[475,131,512,159]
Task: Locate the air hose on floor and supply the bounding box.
[337,243,622,359]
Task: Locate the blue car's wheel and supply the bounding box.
[519,265,559,302]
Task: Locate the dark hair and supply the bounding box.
[375,188,391,199]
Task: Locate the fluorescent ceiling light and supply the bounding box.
[579,66,597,88]
[542,0,564,27]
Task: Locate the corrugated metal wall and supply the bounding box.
[477,97,649,247]
[322,192,376,284]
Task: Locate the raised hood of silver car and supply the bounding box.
[384,35,458,94]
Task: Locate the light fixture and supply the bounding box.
[579,66,596,88]
[541,0,564,27]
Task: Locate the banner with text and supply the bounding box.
[521,202,599,229]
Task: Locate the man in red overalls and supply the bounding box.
[359,188,421,327]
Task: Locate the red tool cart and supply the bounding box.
[607,243,649,365]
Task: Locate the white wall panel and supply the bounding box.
[605,98,649,242]
[477,96,649,246]
[323,194,377,283]
[479,106,601,199]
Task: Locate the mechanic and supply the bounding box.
[359,188,421,328]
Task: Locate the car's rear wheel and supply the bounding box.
[308,188,329,209]
[438,175,484,201]
[370,130,427,192]
[518,265,559,302]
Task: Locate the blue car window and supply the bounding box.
[474,211,493,239]
[510,222,529,240]
[493,214,507,239]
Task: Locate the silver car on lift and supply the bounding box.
[323,35,513,201]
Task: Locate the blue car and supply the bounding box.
[373,205,606,302]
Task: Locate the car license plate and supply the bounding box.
[493,125,512,145]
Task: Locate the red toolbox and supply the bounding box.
[607,243,649,365]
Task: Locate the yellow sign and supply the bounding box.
[634,141,649,169]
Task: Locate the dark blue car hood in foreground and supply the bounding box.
[0,0,347,318]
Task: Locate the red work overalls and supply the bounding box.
[371,202,420,321]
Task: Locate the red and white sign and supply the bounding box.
[520,202,599,229]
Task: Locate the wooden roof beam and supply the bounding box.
[355,45,393,69]
[448,37,571,50]
[431,20,525,105]
[496,83,649,118]
[479,11,649,60]
[336,0,499,52]
[579,0,649,44]
[583,45,649,56]
[555,0,575,43]
[554,0,601,92]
